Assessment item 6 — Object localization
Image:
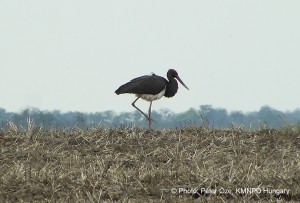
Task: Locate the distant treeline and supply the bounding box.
[0,105,299,129]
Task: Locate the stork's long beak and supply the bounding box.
[176,76,189,90]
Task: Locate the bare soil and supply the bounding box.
[1,123,300,202]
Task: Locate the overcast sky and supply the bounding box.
[1,1,299,113]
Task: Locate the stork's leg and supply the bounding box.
[147,101,158,127]
[148,101,152,128]
[132,98,156,128]
[132,97,150,122]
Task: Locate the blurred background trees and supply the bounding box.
[0,105,298,129]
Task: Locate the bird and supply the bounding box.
[115,69,189,128]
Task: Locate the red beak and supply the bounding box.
[175,76,189,90]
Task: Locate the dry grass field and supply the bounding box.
[1,121,300,202]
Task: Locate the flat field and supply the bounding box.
[1,123,300,202]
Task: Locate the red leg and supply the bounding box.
[132,98,156,128]
[148,101,152,128]
[132,97,150,122]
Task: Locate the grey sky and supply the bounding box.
[1,1,299,113]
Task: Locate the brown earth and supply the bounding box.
[1,123,300,202]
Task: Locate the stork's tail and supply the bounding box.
[114,88,122,95]
[115,83,131,95]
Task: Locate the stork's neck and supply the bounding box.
[164,77,178,98]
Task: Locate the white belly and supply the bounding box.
[136,87,166,102]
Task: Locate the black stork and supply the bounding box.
[115,69,189,128]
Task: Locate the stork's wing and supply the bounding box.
[115,75,168,95]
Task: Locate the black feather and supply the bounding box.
[115,74,168,95]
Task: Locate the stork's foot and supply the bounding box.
[148,117,157,123]
[145,116,157,123]
[145,116,157,129]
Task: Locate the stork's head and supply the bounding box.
[167,69,189,90]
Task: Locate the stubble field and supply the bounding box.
[1,122,300,202]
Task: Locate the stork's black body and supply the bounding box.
[115,69,189,128]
